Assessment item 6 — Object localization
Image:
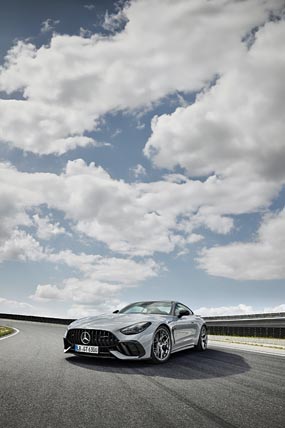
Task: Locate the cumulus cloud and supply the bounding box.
[145,19,285,184]
[0,227,160,309]
[53,160,276,255]
[0,0,281,154]
[31,252,160,305]
[0,97,100,154]
[0,230,46,263]
[1,1,284,316]
[0,161,59,246]
[198,209,285,280]
[32,279,120,304]
[142,15,285,279]
[0,159,281,257]
[33,214,66,240]
[48,251,160,284]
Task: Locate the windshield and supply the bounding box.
[120,301,172,315]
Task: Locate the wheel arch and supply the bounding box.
[158,323,171,332]
[156,323,173,344]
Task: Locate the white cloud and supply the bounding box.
[0,98,100,154]
[130,164,146,179]
[0,161,58,247]
[32,279,119,303]
[79,27,93,38]
[187,234,204,244]
[145,19,285,186]
[41,18,60,33]
[0,296,75,318]
[136,121,145,130]
[142,16,285,279]
[198,209,285,280]
[66,300,127,318]
[102,8,128,32]
[48,250,160,284]
[0,225,160,308]
[84,4,95,11]
[264,304,285,313]
[195,303,285,316]
[0,227,158,311]
[0,230,46,263]
[0,0,281,154]
[195,304,254,317]
[0,159,281,258]
[31,253,160,305]
[33,214,66,240]
[0,297,35,314]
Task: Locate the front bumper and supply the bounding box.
[63,329,147,360]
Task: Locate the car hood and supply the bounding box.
[68,313,173,330]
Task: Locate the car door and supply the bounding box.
[172,303,198,348]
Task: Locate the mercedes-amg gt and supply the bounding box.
[63,300,208,363]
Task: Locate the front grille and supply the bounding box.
[66,329,119,347]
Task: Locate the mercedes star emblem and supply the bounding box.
[81,331,91,345]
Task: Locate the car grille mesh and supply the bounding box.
[67,329,119,347]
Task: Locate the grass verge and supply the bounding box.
[0,326,14,337]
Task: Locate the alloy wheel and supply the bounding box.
[152,327,171,362]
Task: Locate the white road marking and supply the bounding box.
[0,328,20,341]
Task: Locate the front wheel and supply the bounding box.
[195,325,208,351]
[151,326,172,363]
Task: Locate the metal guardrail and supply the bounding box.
[208,326,285,338]
[204,313,285,338]
[1,312,285,338]
[204,312,285,321]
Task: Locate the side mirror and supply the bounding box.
[113,309,119,314]
[178,309,190,318]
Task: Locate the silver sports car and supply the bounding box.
[63,301,208,363]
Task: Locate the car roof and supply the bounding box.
[130,300,176,304]
[127,301,193,310]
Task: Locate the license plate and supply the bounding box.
[74,344,99,354]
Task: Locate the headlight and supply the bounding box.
[120,322,151,335]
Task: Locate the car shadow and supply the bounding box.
[65,347,250,380]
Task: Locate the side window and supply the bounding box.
[174,303,193,316]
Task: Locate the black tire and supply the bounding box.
[195,325,208,351]
[151,326,172,364]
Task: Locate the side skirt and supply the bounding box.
[171,344,195,354]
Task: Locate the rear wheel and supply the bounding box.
[151,326,172,363]
[195,325,208,351]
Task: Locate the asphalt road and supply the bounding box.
[1,320,284,428]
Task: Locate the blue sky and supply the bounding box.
[0,0,285,318]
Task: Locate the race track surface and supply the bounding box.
[1,320,284,428]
